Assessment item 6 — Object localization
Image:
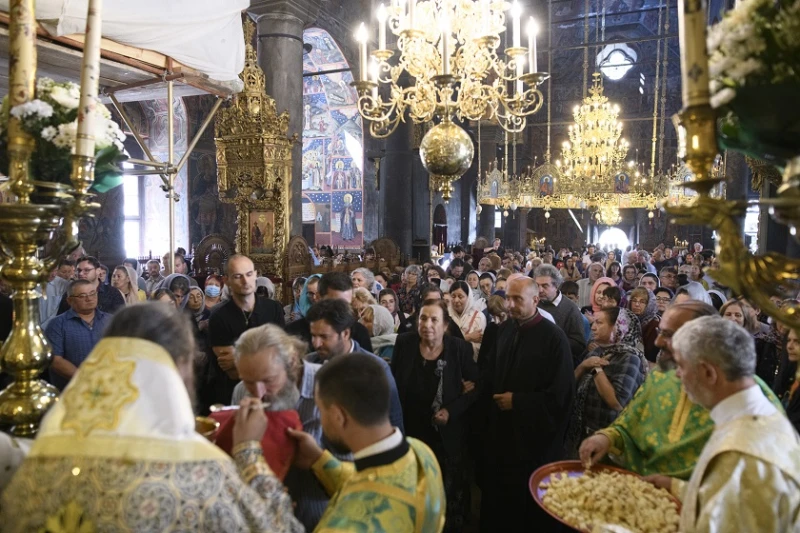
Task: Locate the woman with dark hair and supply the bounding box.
[560,255,582,282]
[606,261,623,285]
[392,299,479,532]
[653,286,673,314]
[627,287,660,364]
[448,281,487,360]
[720,299,782,386]
[426,265,447,286]
[152,288,179,309]
[378,288,406,331]
[620,264,638,292]
[567,306,646,455]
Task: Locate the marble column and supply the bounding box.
[250,1,320,237]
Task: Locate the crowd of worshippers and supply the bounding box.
[0,237,799,532]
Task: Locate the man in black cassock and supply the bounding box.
[479,276,575,532]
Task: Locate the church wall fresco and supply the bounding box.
[302,28,365,249]
[185,95,237,248]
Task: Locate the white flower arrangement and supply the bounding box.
[0,77,128,193]
[708,0,800,109]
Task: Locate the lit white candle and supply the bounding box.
[408,0,415,29]
[377,3,387,50]
[441,8,450,75]
[355,23,369,81]
[511,1,522,48]
[527,17,538,73]
[75,0,103,158]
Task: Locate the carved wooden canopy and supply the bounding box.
[214,18,294,278]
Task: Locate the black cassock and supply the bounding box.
[479,311,575,533]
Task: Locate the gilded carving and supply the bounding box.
[215,17,293,286]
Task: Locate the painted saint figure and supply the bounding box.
[339,194,357,241]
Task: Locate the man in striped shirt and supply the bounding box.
[232,323,349,531]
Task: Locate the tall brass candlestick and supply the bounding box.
[6,0,37,203]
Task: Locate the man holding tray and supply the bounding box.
[647,316,800,531]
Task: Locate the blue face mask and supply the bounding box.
[205,285,221,298]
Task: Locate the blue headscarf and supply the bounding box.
[298,274,323,318]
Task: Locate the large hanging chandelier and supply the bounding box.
[558,73,629,182]
[352,0,549,197]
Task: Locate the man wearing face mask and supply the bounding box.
[231,324,348,531]
[579,301,781,479]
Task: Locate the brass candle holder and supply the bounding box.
[665,0,800,329]
[0,0,101,436]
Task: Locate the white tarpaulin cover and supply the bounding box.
[1,0,249,82]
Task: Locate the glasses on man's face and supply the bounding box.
[70,291,98,300]
[655,296,671,303]
[655,327,674,339]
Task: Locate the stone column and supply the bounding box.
[477,124,502,241]
[381,119,415,257]
[250,1,321,237]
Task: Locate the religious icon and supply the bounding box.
[615,173,631,193]
[249,210,275,254]
[490,180,499,198]
[338,194,357,242]
[539,175,554,196]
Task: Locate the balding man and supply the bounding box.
[646,316,800,532]
[580,302,781,479]
[480,277,574,532]
[205,254,285,409]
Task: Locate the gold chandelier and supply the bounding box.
[558,73,629,182]
[353,0,548,137]
[352,1,549,197]
[594,199,623,225]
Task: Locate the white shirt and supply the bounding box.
[710,384,776,427]
[552,291,563,307]
[538,307,556,324]
[353,427,404,460]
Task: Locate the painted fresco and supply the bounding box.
[302,28,364,249]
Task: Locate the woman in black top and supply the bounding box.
[391,299,479,532]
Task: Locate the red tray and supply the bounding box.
[529,460,681,533]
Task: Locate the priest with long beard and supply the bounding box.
[231,323,348,531]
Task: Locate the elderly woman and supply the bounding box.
[378,288,406,331]
[628,287,660,364]
[567,306,646,454]
[111,265,145,306]
[448,281,487,360]
[639,273,660,292]
[398,265,423,315]
[360,304,398,361]
[673,281,713,306]
[351,267,378,296]
[720,299,781,386]
[391,299,479,532]
[351,287,376,318]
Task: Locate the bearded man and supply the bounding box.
[232,324,347,531]
[579,301,781,479]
